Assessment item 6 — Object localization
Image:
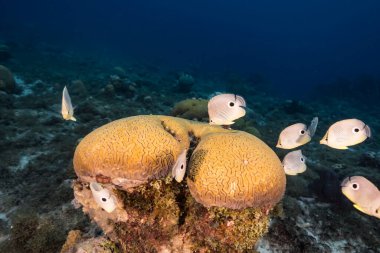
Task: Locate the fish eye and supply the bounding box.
[101,197,107,202]
[352,127,360,134]
[229,101,235,107]
[300,157,304,162]
[300,130,306,135]
[351,183,359,190]
[180,164,184,169]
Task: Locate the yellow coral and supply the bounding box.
[74,115,285,209]
[74,115,189,188]
[187,131,286,209]
[73,115,229,189]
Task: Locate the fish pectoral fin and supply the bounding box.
[295,134,309,144]
[285,171,298,176]
[70,116,77,122]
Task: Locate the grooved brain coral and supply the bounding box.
[187,131,286,209]
[73,115,190,189]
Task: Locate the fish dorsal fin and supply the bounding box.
[364,125,371,138]
[308,117,318,137]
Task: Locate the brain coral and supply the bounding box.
[71,115,286,252]
[171,98,208,120]
[187,131,286,209]
[74,115,191,189]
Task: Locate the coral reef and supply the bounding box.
[175,73,195,93]
[61,230,117,253]
[185,198,272,252]
[233,118,262,138]
[0,210,66,253]
[187,131,285,209]
[73,116,193,189]
[0,65,15,93]
[72,115,285,252]
[1,47,379,253]
[171,98,208,120]
[102,75,136,98]
[70,79,88,96]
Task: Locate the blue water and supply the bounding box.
[1,0,380,99]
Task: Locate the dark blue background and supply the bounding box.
[1,0,380,98]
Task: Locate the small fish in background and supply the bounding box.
[282,150,307,175]
[172,149,187,183]
[61,86,77,121]
[320,119,371,149]
[341,176,380,219]
[277,117,318,149]
[208,93,246,125]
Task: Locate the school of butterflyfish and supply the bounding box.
[61,88,377,218]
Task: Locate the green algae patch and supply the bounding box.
[100,240,120,253]
[184,196,270,252]
[112,176,182,252]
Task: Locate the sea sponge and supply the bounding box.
[0,65,15,93]
[73,115,191,189]
[171,98,208,120]
[187,131,286,209]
